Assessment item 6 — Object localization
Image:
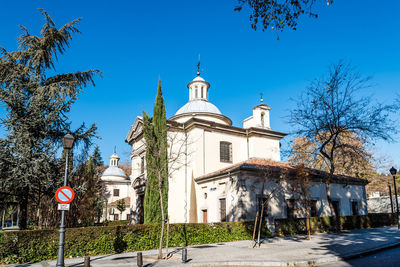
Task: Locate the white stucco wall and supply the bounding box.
[102,181,131,221]
[196,174,368,223]
[248,136,280,161]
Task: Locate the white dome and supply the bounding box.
[175,100,222,116]
[101,166,129,180]
[192,76,205,82]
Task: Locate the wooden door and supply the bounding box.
[220,198,226,222]
[202,210,207,223]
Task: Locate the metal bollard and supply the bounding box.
[181,247,187,263]
[137,252,143,267]
[84,256,90,267]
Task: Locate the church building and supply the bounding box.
[100,151,132,221]
[125,71,369,224]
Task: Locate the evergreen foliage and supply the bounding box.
[0,9,101,229]
[116,199,126,220]
[143,79,168,224]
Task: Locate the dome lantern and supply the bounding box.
[101,149,129,181]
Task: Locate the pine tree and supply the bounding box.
[0,9,100,229]
[142,79,168,259]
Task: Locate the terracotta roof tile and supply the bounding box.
[196,158,368,185]
[109,197,131,206]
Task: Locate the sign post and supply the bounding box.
[56,133,75,267]
[55,185,75,267]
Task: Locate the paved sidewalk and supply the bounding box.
[12,226,400,267]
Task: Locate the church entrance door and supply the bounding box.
[202,210,208,223]
[137,194,144,224]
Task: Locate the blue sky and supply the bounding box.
[0,0,399,170]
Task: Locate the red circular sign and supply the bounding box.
[55,186,75,204]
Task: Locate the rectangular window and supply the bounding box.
[286,199,296,218]
[220,142,232,162]
[140,156,145,174]
[113,189,119,196]
[352,201,359,216]
[310,200,318,217]
[114,214,119,221]
[220,198,226,222]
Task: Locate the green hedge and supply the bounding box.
[0,221,263,264]
[275,213,396,236]
[1,213,395,264]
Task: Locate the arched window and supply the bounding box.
[261,112,265,127]
[195,86,198,98]
[201,86,204,98]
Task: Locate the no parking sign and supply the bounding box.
[55,186,75,204]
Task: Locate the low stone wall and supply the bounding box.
[367,196,399,213]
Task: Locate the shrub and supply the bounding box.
[0,221,261,264]
[275,213,396,236]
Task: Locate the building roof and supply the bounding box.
[109,197,131,206]
[195,158,369,185]
[192,76,205,82]
[102,166,129,179]
[175,99,222,115]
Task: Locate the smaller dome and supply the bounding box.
[101,149,129,181]
[192,76,205,82]
[102,166,129,181]
[175,100,222,115]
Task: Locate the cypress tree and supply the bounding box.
[143,79,168,224]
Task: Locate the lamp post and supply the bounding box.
[389,167,400,230]
[56,133,74,267]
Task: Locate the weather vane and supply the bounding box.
[114,146,116,154]
[197,54,201,76]
[260,92,263,103]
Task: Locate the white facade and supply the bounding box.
[101,152,132,221]
[195,160,368,223]
[125,73,368,224]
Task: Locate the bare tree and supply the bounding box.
[234,0,333,33]
[290,165,312,240]
[289,132,375,178]
[246,167,285,247]
[142,119,194,259]
[288,61,398,220]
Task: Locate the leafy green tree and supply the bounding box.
[143,79,168,259]
[0,9,100,229]
[115,199,126,221]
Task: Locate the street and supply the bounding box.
[321,245,400,267]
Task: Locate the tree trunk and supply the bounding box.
[306,213,311,240]
[325,181,340,232]
[18,193,28,230]
[252,210,259,247]
[158,183,165,260]
[257,202,264,248]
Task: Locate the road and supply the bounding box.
[321,245,400,267]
